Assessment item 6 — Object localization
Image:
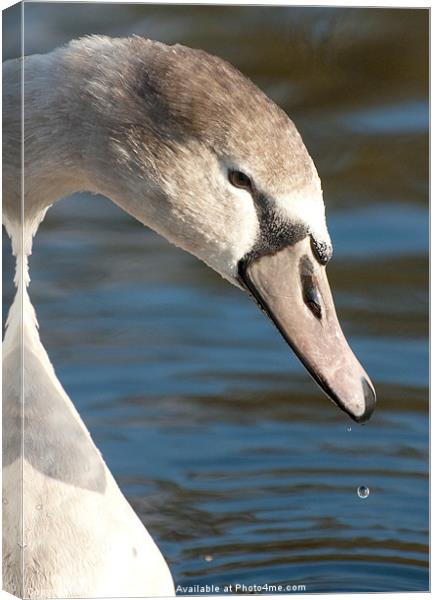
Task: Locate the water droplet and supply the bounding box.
[347,427,352,432]
[17,542,27,549]
[357,485,370,499]
[2,498,8,505]
[204,555,213,562]
[36,504,42,510]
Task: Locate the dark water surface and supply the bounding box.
[3,5,429,594]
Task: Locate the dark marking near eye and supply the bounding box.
[300,255,322,320]
[241,189,309,267]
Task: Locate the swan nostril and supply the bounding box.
[300,255,322,320]
[303,287,322,320]
[302,272,322,319]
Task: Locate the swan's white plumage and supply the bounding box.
[3,226,175,599]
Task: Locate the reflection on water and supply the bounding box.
[3,5,429,594]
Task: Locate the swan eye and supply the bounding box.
[228,170,252,191]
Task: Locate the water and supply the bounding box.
[3,5,428,594]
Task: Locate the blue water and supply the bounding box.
[3,5,429,594]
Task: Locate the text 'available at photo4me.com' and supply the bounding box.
[176,583,307,594]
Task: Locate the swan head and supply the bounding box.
[69,36,375,422]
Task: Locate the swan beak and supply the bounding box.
[239,236,376,423]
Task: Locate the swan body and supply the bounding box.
[2,36,375,598]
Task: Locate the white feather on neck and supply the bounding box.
[3,212,49,355]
